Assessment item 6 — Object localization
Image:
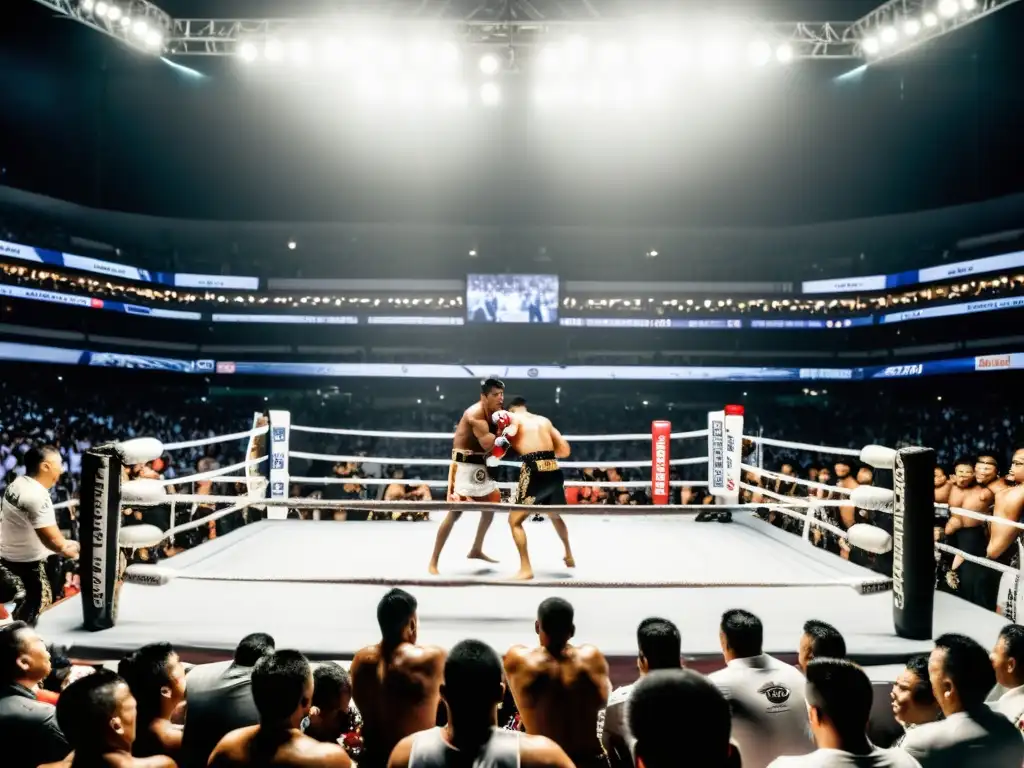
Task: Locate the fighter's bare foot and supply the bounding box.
[512,569,534,580]
[428,564,440,575]
[564,556,576,568]
[468,550,499,564]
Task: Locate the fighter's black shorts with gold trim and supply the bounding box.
[515,451,566,506]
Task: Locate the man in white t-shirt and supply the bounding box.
[768,658,920,767]
[990,624,1024,725]
[708,609,813,768]
[0,445,79,625]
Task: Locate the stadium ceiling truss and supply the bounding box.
[27,0,1024,62]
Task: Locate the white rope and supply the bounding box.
[291,477,689,490]
[935,543,1021,577]
[762,503,850,541]
[739,482,851,508]
[740,464,852,496]
[290,424,709,442]
[158,456,267,487]
[743,435,862,458]
[947,506,1024,532]
[162,424,269,452]
[126,568,889,593]
[288,450,707,470]
[137,501,253,545]
[53,499,79,510]
[126,495,789,514]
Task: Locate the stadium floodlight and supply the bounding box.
[119,15,131,28]
[265,39,283,62]
[922,11,939,26]
[81,0,95,11]
[289,39,310,66]
[132,19,148,37]
[480,81,501,105]
[94,1,108,17]
[880,25,899,44]
[776,43,793,63]
[107,5,122,22]
[479,53,500,74]
[903,18,921,35]
[238,41,258,62]
[748,40,772,66]
[596,42,626,70]
[144,28,162,49]
[862,36,881,55]
[961,0,978,8]
[539,44,562,73]
[938,0,960,16]
[564,35,588,70]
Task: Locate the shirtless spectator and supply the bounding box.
[350,589,446,768]
[387,640,573,768]
[977,456,1011,494]
[944,457,995,607]
[208,650,350,768]
[305,662,353,745]
[833,461,859,529]
[503,597,611,768]
[117,643,186,761]
[57,669,174,768]
[986,448,1024,611]
[856,466,874,486]
[383,469,432,503]
[934,466,954,505]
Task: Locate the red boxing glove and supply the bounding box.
[487,435,510,467]
[492,410,512,433]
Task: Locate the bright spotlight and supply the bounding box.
[880,26,899,45]
[479,53,500,74]
[94,1,108,17]
[265,39,284,62]
[144,29,163,49]
[287,240,297,250]
[438,41,460,70]
[440,83,469,107]
[938,0,959,17]
[923,12,939,27]
[289,39,310,66]
[539,45,562,73]
[119,14,131,28]
[961,0,977,9]
[107,5,121,22]
[597,42,626,69]
[321,38,344,67]
[564,35,588,70]
[81,0,95,11]
[480,82,501,106]
[903,18,921,36]
[132,19,148,37]
[239,42,258,62]
[862,36,880,55]
[775,44,793,63]
[748,40,772,66]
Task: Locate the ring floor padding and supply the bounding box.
[37,513,1007,681]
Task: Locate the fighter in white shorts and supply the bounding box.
[427,378,510,574]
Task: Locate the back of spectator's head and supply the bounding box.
[57,669,135,752]
[804,659,873,742]
[720,609,762,660]
[251,650,312,726]
[932,633,995,711]
[377,588,418,646]
[537,597,574,645]
[117,642,185,722]
[308,662,352,743]
[0,621,50,686]
[993,624,1024,688]
[25,444,60,477]
[442,639,505,720]
[629,669,736,768]
[799,620,847,673]
[234,632,276,667]
[637,618,681,672]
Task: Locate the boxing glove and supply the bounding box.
[492,410,512,433]
[487,435,510,467]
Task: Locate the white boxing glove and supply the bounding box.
[487,435,510,467]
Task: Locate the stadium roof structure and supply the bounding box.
[26,0,1024,62]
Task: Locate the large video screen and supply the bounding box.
[466,274,559,324]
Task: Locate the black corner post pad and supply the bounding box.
[79,446,124,632]
[893,446,937,640]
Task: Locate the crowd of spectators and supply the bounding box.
[3,260,1024,320]
[4,595,1024,768]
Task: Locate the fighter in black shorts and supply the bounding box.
[505,398,574,580]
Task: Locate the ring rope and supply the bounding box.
[739,482,851,508]
[53,499,79,510]
[124,496,768,513]
[288,450,708,469]
[740,464,852,496]
[290,476,691,490]
[945,506,1024,531]
[154,501,254,544]
[162,424,269,452]
[934,542,1021,577]
[762,503,850,542]
[743,435,862,458]
[289,424,710,442]
[123,567,891,593]
[158,456,267,487]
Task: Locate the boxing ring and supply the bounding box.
[34,409,1010,682]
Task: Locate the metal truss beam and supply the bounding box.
[849,0,1024,62]
[28,0,173,53]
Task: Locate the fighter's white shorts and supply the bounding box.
[454,463,498,498]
